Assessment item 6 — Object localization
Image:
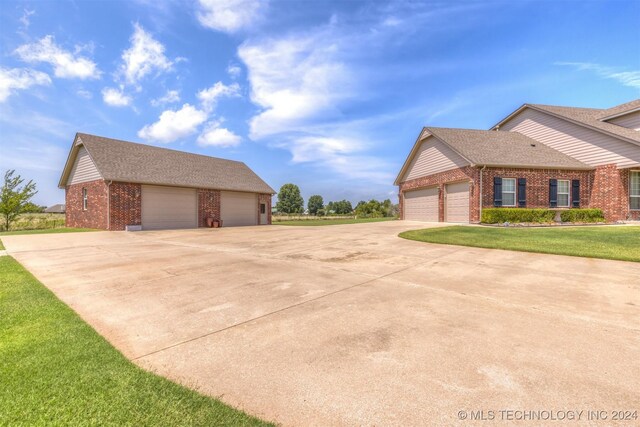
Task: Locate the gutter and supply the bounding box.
[107,180,112,230]
[479,165,486,222]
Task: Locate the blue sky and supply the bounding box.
[0,0,638,206]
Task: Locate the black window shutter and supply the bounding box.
[493,177,502,207]
[517,178,526,207]
[549,179,558,208]
[572,179,580,207]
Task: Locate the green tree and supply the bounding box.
[326,201,335,214]
[0,170,38,231]
[307,195,324,215]
[333,200,353,214]
[276,183,304,214]
[22,202,45,213]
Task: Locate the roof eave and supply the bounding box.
[477,163,593,171]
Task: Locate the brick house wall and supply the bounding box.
[109,182,141,230]
[258,194,272,225]
[398,163,638,223]
[198,189,221,227]
[65,179,108,229]
[620,168,640,220]
[481,167,592,209]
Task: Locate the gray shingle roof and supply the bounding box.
[598,99,640,119]
[44,204,65,213]
[63,133,275,194]
[530,102,640,145]
[425,127,591,169]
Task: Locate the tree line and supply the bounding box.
[274,183,398,218]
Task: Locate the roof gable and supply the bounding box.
[494,103,640,147]
[59,133,275,194]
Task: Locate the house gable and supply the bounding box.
[67,145,102,185]
[605,110,640,131]
[398,135,470,183]
[499,107,640,168]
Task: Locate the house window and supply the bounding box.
[82,188,88,210]
[631,171,640,210]
[557,180,570,207]
[502,178,516,206]
[260,203,266,214]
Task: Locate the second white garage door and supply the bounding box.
[445,182,470,223]
[221,191,258,227]
[404,187,438,221]
[141,185,197,230]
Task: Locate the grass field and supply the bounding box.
[399,225,640,262]
[2,213,66,231]
[276,217,396,226]
[0,256,272,426]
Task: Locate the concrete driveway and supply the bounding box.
[3,221,639,426]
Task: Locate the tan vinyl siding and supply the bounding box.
[68,146,102,185]
[607,110,640,131]
[402,136,469,182]
[501,108,640,167]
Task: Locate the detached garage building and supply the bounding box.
[60,133,275,230]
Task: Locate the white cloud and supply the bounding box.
[76,89,92,99]
[0,67,51,102]
[197,121,241,147]
[196,0,266,33]
[19,9,35,29]
[14,36,100,80]
[138,103,207,143]
[556,62,640,89]
[151,89,180,106]
[120,23,172,85]
[102,87,132,107]
[238,33,351,139]
[227,63,242,79]
[197,81,240,112]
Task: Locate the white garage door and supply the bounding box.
[445,182,470,223]
[142,185,197,230]
[404,187,438,221]
[221,191,258,227]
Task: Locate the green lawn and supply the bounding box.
[0,256,272,426]
[399,225,640,262]
[276,217,396,226]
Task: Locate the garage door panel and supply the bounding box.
[221,191,258,227]
[445,182,469,223]
[142,185,197,230]
[404,187,438,222]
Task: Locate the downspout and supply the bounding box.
[107,181,112,230]
[479,165,486,223]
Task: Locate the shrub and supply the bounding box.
[481,208,555,224]
[560,208,605,223]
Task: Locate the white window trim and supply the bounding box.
[557,179,570,208]
[502,178,516,207]
[82,188,88,211]
[630,170,640,211]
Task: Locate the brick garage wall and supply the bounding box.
[65,179,108,229]
[197,189,221,227]
[258,194,272,224]
[109,182,141,230]
[399,166,479,222]
[481,167,592,209]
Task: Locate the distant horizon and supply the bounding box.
[1,0,638,206]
